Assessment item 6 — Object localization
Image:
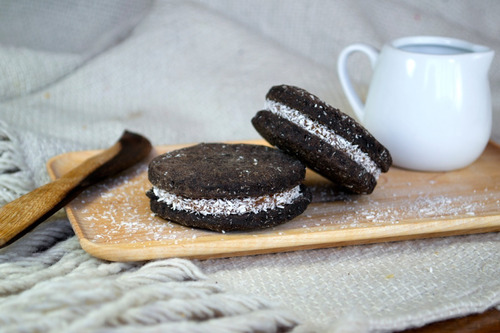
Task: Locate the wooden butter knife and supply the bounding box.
[0,130,152,247]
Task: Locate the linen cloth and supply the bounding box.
[1,1,499,332]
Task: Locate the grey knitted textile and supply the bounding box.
[1,1,499,332]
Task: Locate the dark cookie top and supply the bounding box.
[266,85,392,172]
[148,143,306,199]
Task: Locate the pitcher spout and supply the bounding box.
[468,42,495,73]
[476,49,495,74]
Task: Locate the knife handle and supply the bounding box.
[0,142,121,247]
[0,170,89,247]
[0,130,151,248]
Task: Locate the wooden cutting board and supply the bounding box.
[47,139,500,261]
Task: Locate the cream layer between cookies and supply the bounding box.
[153,184,302,216]
[265,99,381,179]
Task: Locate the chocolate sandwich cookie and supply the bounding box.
[147,143,311,232]
[252,85,392,194]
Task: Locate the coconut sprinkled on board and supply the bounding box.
[64,145,500,247]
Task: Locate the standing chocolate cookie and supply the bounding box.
[147,143,311,232]
[252,85,392,194]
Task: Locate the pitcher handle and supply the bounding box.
[337,43,379,122]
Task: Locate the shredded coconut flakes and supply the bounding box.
[153,185,303,216]
[265,99,381,179]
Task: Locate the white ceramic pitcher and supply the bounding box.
[337,36,494,171]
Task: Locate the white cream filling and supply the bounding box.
[153,185,302,216]
[265,99,381,179]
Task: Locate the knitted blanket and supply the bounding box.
[1,1,499,332]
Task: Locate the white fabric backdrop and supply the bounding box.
[1,1,499,332]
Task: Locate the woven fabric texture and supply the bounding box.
[1,1,499,332]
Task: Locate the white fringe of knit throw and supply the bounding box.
[0,121,34,206]
[0,219,297,332]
